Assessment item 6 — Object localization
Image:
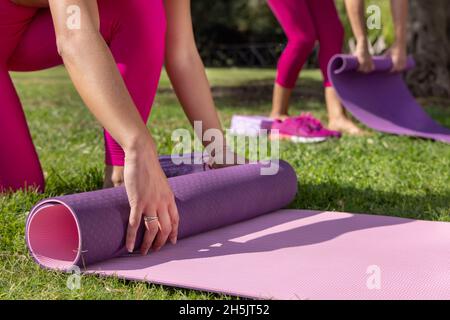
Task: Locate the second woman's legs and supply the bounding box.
[307,0,362,134]
[267,0,316,119]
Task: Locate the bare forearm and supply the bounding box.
[164,0,223,145]
[166,52,223,136]
[49,0,155,155]
[345,0,368,44]
[60,33,152,151]
[391,0,408,46]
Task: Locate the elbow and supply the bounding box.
[56,30,99,62]
[56,32,81,61]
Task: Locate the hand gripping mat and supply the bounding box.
[328,55,450,143]
[26,161,450,299]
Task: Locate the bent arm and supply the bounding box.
[164,0,224,141]
[48,0,156,155]
[48,0,178,252]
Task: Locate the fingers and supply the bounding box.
[356,52,375,73]
[357,64,368,73]
[390,61,406,73]
[140,213,160,255]
[358,61,375,73]
[126,205,141,253]
[127,195,179,255]
[152,207,172,251]
[168,200,179,245]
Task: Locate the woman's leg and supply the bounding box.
[8,10,62,72]
[9,0,166,187]
[0,2,44,192]
[267,0,316,119]
[307,0,362,134]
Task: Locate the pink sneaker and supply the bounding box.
[271,114,341,143]
[300,113,342,138]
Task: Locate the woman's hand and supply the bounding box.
[124,139,179,255]
[388,42,408,73]
[344,0,375,73]
[355,41,375,73]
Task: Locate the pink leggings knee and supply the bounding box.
[0,0,166,191]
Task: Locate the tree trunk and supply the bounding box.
[406,0,450,98]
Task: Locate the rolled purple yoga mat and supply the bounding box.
[328,54,450,143]
[26,160,297,270]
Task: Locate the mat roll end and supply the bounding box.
[26,201,82,270]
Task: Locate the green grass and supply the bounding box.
[1,67,449,299]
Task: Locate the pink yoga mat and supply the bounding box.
[87,210,450,300]
[26,162,450,300]
[328,55,450,143]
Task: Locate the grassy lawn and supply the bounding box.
[1,67,449,299]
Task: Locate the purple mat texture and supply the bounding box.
[328,54,450,143]
[159,153,208,177]
[26,160,297,269]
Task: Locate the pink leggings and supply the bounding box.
[268,0,344,89]
[0,0,166,192]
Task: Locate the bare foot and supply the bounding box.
[103,165,124,188]
[325,87,364,135]
[328,117,364,135]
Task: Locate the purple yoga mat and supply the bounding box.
[328,55,450,143]
[26,160,297,269]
